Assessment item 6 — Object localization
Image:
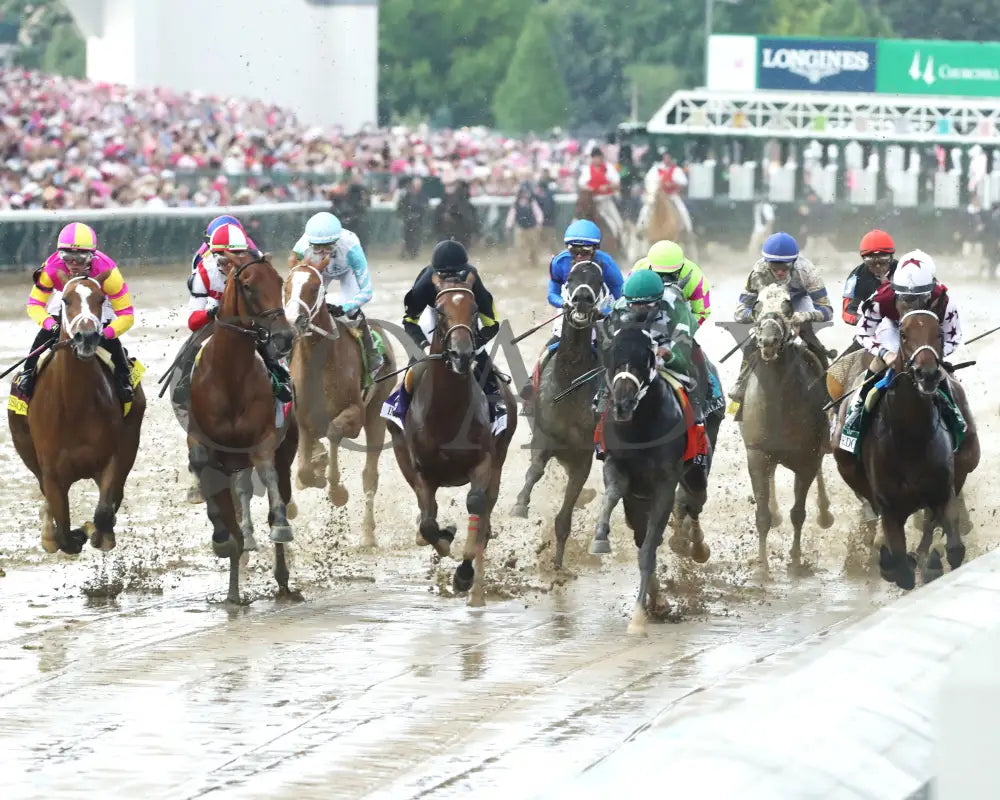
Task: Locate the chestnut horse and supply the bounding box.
[283,263,396,546]
[9,276,145,554]
[833,310,980,589]
[187,250,299,603]
[389,272,517,606]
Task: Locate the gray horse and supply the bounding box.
[738,284,834,569]
[511,260,606,568]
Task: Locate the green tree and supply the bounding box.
[875,0,1000,41]
[493,8,570,134]
[770,0,892,37]
[1,0,84,76]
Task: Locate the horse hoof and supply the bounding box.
[93,530,115,552]
[286,501,298,521]
[453,561,474,594]
[328,485,349,507]
[510,503,529,519]
[668,535,689,556]
[359,534,377,550]
[946,544,966,570]
[212,536,240,559]
[818,511,835,530]
[690,541,710,564]
[186,484,205,505]
[269,525,294,544]
[40,535,59,554]
[627,612,649,637]
[467,592,486,608]
[574,488,597,509]
[243,531,259,552]
[589,538,611,556]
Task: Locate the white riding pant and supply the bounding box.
[669,194,693,232]
[595,194,624,239]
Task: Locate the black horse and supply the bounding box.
[433,180,479,249]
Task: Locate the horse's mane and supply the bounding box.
[756,283,793,320]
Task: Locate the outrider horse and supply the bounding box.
[433,181,479,249]
[590,326,708,635]
[640,180,697,261]
[511,260,605,567]
[574,189,623,261]
[389,271,517,606]
[833,309,980,589]
[738,284,834,571]
[187,250,299,603]
[9,276,145,554]
[283,262,396,547]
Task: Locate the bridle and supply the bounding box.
[609,329,658,405]
[62,275,104,343]
[216,255,285,345]
[561,260,609,329]
[286,263,340,341]
[754,310,791,362]
[434,286,477,351]
[898,309,943,389]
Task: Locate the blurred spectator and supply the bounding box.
[505,182,544,266]
[397,176,428,259]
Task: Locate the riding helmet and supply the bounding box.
[644,240,685,275]
[209,224,250,253]
[430,239,469,272]
[563,219,602,246]
[623,269,665,303]
[892,250,936,295]
[859,229,895,256]
[57,222,97,252]
[305,212,342,246]
[205,215,243,238]
[761,232,799,263]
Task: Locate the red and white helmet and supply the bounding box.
[209,223,249,253]
[892,250,936,296]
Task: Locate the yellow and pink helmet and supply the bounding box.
[57,222,98,252]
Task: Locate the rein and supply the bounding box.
[288,263,340,341]
[433,286,477,352]
[215,256,284,345]
[561,260,609,330]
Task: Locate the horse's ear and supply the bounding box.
[463,270,476,288]
[262,251,273,264]
[929,290,947,319]
[431,271,442,290]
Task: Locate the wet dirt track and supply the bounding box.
[0,241,996,799]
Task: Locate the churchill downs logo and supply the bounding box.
[761,47,870,84]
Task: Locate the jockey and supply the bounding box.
[730,232,834,406]
[518,218,623,415]
[401,239,506,416]
[843,249,963,435]
[290,211,383,377]
[641,150,693,234]
[632,239,710,327]
[578,146,625,243]
[191,215,258,276]
[17,222,135,403]
[172,224,292,405]
[842,229,897,327]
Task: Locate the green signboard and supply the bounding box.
[877,39,1000,97]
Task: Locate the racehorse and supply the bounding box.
[187,250,299,603]
[9,276,145,554]
[283,262,395,547]
[433,181,478,249]
[388,271,517,606]
[575,189,624,261]
[833,309,980,589]
[639,180,697,261]
[590,326,709,635]
[738,284,834,570]
[511,260,605,567]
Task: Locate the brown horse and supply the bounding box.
[188,250,299,603]
[641,182,696,261]
[575,190,623,260]
[433,181,479,249]
[389,272,517,606]
[833,310,980,589]
[282,263,396,547]
[9,276,145,554]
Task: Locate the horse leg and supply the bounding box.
[414,472,451,558]
[358,414,387,549]
[629,481,676,636]
[878,513,916,591]
[917,505,943,584]
[552,457,590,570]
[746,449,773,570]
[41,475,84,555]
[814,464,835,529]
[591,458,628,555]
[768,465,782,526]
[457,457,492,604]
[296,434,325,490]
[511,440,551,519]
[233,469,259,552]
[253,455,293,544]
[942,492,966,572]
[466,463,502,608]
[678,468,710,563]
[327,407,363,507]
[789,467,817,567]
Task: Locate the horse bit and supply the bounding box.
[286,263,340,341]
[217,256,285,345]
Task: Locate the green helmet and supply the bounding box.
[646,240,685,276]
[623,269,665,303]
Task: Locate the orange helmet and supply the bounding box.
[859,229,895,256]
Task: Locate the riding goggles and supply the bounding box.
[59,249,93,266]
[568,244,597,257]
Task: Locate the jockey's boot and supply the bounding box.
[519,379,535,417]
[842,369,879,437]
[258,345,293,403]
[15,324,59,398]
[474,352,506,418]
[729,354,752,404]
[798,323,833,371]
[103,337,134,404]
[171,344,199,407]
[357,314,385,378]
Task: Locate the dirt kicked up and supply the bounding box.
[0,241,995,798]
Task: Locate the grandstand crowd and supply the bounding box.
[0,68,638,211]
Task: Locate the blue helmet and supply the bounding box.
[206,215,242,237]
[305,212,342,246]
[762,232,799,262]
[564,219,601,247]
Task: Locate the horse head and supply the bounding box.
[431,270,478,376]
[283,263,327,338]
[574,189,597,219]
[61,276,105,359]
[220,250,295,359]
[562,260,607,328]
[608,325,657,423]
[899,309,944,396]
[752,284,794,362]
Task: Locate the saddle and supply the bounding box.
[8,347,145,418]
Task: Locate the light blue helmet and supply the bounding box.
[761,232,799,262]
[564,219,601,246]
[305,212,342,246]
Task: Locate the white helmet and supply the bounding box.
[892,250,936,296]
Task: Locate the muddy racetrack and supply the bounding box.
[0,242,996,799]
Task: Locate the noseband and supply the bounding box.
[62,276,104,341]
[286,264,339,341]
[434,286,477,350]
[218,256,285,345]
[561,260,609,328]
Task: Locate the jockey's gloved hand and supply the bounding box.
[791,311,814,327]
[327,303,344,318]
[207,306,218,320]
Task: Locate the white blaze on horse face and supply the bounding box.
[284,270,312,324]
[64,282,101,336]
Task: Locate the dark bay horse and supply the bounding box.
[833,310,980,589]
[433,181,478,249]
[739,284,834,571]
[283,263,395,547]
[589,326,707,635]
[389,271,517,606]
[575,190,623,260]
[188,251,299,603]
[511,260,605,567]
[9,276,145,554]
